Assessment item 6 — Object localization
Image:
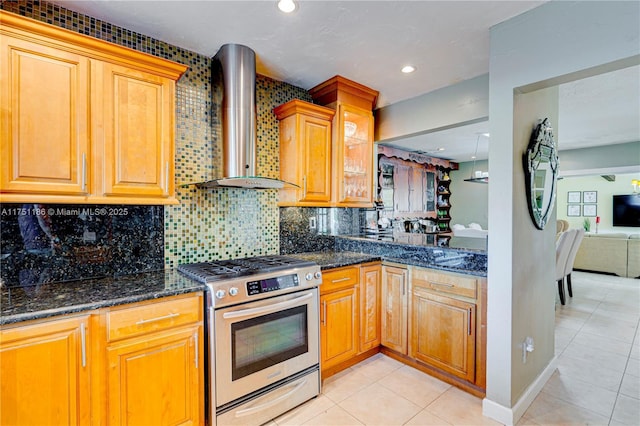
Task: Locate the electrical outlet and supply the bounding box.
[522,336,535,363]
[309,217,317,230]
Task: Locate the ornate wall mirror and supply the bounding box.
[523,118,559,230]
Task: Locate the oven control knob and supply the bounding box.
[305,273,313,281]
[229,287,239,296]
[215,289,226,299]
[314,272,322,279]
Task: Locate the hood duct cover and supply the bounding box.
[194,44,292,189]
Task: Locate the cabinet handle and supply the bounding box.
[194,332,199,369]
[322,300,327,326]
[331,277,351,284]
[431,281,455,288]
[136,312,179,325]
[81,153,87,192]
[165,162,170,194]
[303,175,307,199]
[468,308,472,335]
[80,322,87,368]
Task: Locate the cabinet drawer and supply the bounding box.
[411,268,477,299]
[321,266,359,294]
[106,294,201,342]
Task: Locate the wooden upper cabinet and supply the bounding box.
[274,100,334,206]
[0,315,91,425]
[309,75,379,208]
[0,34,90,198]
[99,63,175,201]
[0,12,187,204]
[335,103,374,205]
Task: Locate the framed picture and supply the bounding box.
[567,205,581,217]
[567,191,581,203]
[583,191,597,203]
[583,204,597,217]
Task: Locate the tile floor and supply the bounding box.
[269,271,639,425]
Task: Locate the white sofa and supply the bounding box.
[573,233,639,278]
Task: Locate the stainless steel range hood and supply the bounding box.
[194,44,293,190]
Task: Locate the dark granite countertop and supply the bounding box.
[335,236,487,277]
[288,251,381,270]
[289,244,486,277]
[0,269,204,325]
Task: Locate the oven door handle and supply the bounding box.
[234,378,308,418]
[221,292,314,319]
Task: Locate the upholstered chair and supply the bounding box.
[563,228,586,298]
[555,229,576,305]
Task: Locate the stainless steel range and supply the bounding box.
[178,255,322,426]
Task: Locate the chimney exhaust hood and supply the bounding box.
[192,44,294,190]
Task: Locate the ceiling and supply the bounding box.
[383,65,640,161]
[53,0,639,162]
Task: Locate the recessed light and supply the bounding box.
[437,147,445,151]
[401,65,416,74]
[277,0,296,13]
[482,133,490,137]
[471,155,477,159]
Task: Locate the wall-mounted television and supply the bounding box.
[613,194,640,227]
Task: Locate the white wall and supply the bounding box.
[375,74,489,142]
[450,160,489,229]
[557,172,640,233]
[486,1,640,424]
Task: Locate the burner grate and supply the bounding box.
[177,255,315,283]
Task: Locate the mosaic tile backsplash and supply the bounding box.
[1,1,313,271]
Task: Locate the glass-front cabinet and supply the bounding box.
[309,75,379,208]
[337,104,374,205]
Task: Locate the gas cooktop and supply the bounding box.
[177,255,316,283]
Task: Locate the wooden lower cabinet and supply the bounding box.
[410,287,476,382]
[103,293,204,426]
[0,292,204,426]
[320,262,381,378]
[0,315,91,425]
[359,263,381,352]
[320,286,359,371]
[381,265,408,354]
[107,325,202,425]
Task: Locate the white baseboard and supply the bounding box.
[482,356,558,425]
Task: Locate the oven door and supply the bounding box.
[214,288,319,406]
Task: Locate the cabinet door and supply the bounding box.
[1,36,89,197]
[336,104,374,205]
[299,114,332,202]
[393,165,410,213]
[320,287,359,371]
[107,325,202,426]
[0,315,90,425]
[381,266,408,354]
[409,167,424,213]
[100,62,175,200]
[360,263,381,352]
[410,287,476,382]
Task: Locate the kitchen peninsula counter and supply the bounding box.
[288,234,487,277]
[0,269,204,325]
